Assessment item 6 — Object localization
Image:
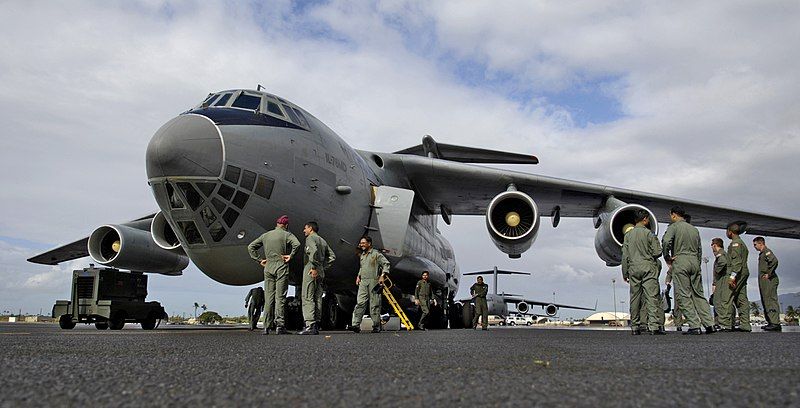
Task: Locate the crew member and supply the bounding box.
[244,286,264,331]
[349,236,390,333]
[298,221,336,335]
[415,271,433,330]
[662,206,714,335]
[726,223,751,332]
[247,215,300,335]
[711,238,733,331]
[621,210,663,335]
[470,276,489,330]
[754,236,781,332]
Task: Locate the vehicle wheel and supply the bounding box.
[59,315,76,330]
[510,321,515,326]
[95,321,109,330]
[108,313,125,330]
[527,322,532,326]
[141,314,157,330]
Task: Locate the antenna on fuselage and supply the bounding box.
[257,84,265,91]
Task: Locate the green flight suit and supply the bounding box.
[622,225,662,331]
[758,247,780,325]
[727,236,751,330]
[415,279,432,328]
[247,227,300,329]
[351,248,391,328]
[470,283,489,329]
[666,267,684,328]
[662,220,713,330]
[302,233,336,328]
[712,248,733,328]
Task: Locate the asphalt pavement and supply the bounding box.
[1,323,798,407]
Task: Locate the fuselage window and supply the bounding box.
[240,170,256,191]
[232,191,249,209]
[214,93,233,106]
[211,197,226,214]
[224,165,241,184]
[209,220,226,242]
[217,184,235,201]
[232,94,261,110]
[196,182,216,197]
[222,208,240,228]
[177,182,204,211]
[166,183,184,209]
[178,221,204,245]
[254,175,275,199]
[199,206,216,227]
[267,101,284,117]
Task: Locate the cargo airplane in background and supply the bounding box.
[29,88,800,329]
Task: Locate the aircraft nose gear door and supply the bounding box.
[368,186,415,257]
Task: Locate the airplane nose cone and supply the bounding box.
[146,114,223,179]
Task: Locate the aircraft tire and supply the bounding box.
[58,315,76,330]
[448,302,464,329]
[462,304,475,329]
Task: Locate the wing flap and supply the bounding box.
[395,135,538,164]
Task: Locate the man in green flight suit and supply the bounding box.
[662,206,715,335]
[415,271,433,331]
[471,276,489,330]
[726,223,751,332]
[349,236,390,333]
[753,236,781,332]
[710,238,734,332]
[247,215,300,335]
[621,210,663,334]
[298,221,336,335]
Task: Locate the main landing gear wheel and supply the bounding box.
[59,315,76,330]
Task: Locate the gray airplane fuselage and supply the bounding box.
[145,90,459,300]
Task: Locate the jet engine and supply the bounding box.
[88,224,189,275]
[594,197,658,266]
[544,304,558,317]
[151,211,181,250]
[516,301,530,314]
[485,187,540,258]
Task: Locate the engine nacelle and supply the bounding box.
[544,304,558,317]
[594,197,658,266]
[517,301,530,314]
[151,211,182,250]
[88,224,189,275]
[485,189,541,258]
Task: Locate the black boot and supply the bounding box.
[371,325,382,333]
[275,326,288,335]
[704,326,716,334]
[682,327,702,335]
[262,327,270,335]
[298,323,319,335]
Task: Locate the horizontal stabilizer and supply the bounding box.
[395,135,538,164]
[463,270,531,276]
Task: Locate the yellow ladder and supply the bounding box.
[381,277,414,331]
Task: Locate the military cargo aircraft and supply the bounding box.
[28,88,800,329]
[459,267,595,327]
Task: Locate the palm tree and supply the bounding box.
[201,304,207,313]
[750,302,761,317]
[193,302,200,319]
[786,305,797,322]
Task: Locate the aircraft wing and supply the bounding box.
[387,153,800,239]
[502,296,596,312]
[27,214,157,265]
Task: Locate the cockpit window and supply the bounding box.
[214,93,233,106]
[232,93,261,110]
[202,93,218,106]
[283,104,301,126]
[266,101,284,117]
[290,107,309,128]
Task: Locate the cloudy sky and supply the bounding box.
[2,1,799,319]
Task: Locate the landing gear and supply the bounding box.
[284,296,304,331]
[462,303,475,329]
[321,293,350,330]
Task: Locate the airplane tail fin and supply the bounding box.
[395,135,538,164]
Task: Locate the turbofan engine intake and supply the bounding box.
[88,224,189,275]
[545,304,558,317]
[594,197,658,266]
[485,189,540,258]
[516,301,530,314]
[151,211,182,250]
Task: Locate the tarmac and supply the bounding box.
[1,323,798,407]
